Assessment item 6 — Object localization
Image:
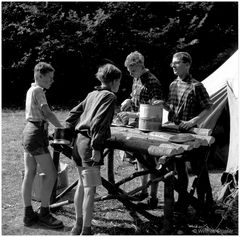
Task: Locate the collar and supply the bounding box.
[177,74,192,83]
[94,85,112,92]
[139,68,149,84]
[31,82,46,92]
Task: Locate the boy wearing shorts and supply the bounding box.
[65,63,122,235]
[22,62,64,228]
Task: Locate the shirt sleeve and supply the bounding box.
[149,79,163,100]
[65,99,86,129]
[195,83,212,110]
[34,88,48,107]
[90,93,116,150]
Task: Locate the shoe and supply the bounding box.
[23,211,39,227]
[147,197,158,209]
[71,226,82,235]
[39,213,63,229]
[132,192,148,201]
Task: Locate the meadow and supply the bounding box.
[1,110,237,235]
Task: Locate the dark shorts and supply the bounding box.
[22,121,49,156]
[72,132,104,167]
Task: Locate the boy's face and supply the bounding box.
[127,63,143,78]
[111,78,121,93]
[39,72,54,89]
[171,56,190,76]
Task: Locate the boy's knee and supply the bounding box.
[84,186,96,196]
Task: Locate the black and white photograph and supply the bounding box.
[1,1,239,235]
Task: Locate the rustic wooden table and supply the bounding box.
[50,124,215,234]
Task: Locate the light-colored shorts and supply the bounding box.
[82,166,102,187]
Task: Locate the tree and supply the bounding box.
[1,2,238,108]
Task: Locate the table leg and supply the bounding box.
[163,162,174,234]
[50,150,60,204]
[107,149,115,184]
[101,177,158,221]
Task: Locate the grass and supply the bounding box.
[1,110,238,235]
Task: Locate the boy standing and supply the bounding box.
[22,62,64,228]
[118,51,163,208]
[65,63,122,235]
[164,52,212,213]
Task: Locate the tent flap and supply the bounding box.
[225,84,239,174]
[201,51,239,177]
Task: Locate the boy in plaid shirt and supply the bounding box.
[119,51,163,208]
[164,52,213,215]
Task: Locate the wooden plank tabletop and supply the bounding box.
[107,125,215,157]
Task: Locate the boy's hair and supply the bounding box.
[34,62,55,79]
[173,52,192,65]
[96,63,122,84]
[124,51,144,67]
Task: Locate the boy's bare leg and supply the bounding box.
[82,186,96,228]
[75,167,84,218]
[22,152,39,226]
[35,153,63,228]
[22,152,37,207]
[71,166,84,235]
[35,153,57,207]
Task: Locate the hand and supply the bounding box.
[117,111,130,125]
[152,100,164,106]
[178,120,195,131]
[91,150,101,163]
[121,99,132,111]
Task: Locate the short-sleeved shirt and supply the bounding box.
[25,83,48,122]
[167,75,212,122]
[65,87,117,151]
[130,69,163,112]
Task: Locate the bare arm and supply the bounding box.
[179,107,212,130]
[42,104,63,127]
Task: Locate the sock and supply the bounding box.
[40,206,50,217]
[24,206,34,216]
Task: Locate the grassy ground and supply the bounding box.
[1,110,238,235]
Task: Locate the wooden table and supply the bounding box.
[50,124,215,234]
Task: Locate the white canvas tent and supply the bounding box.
[200,50,239,178]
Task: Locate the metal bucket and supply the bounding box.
[53,127,73,145]
[138,104,162,132]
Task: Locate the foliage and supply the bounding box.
[2,2,238,107]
